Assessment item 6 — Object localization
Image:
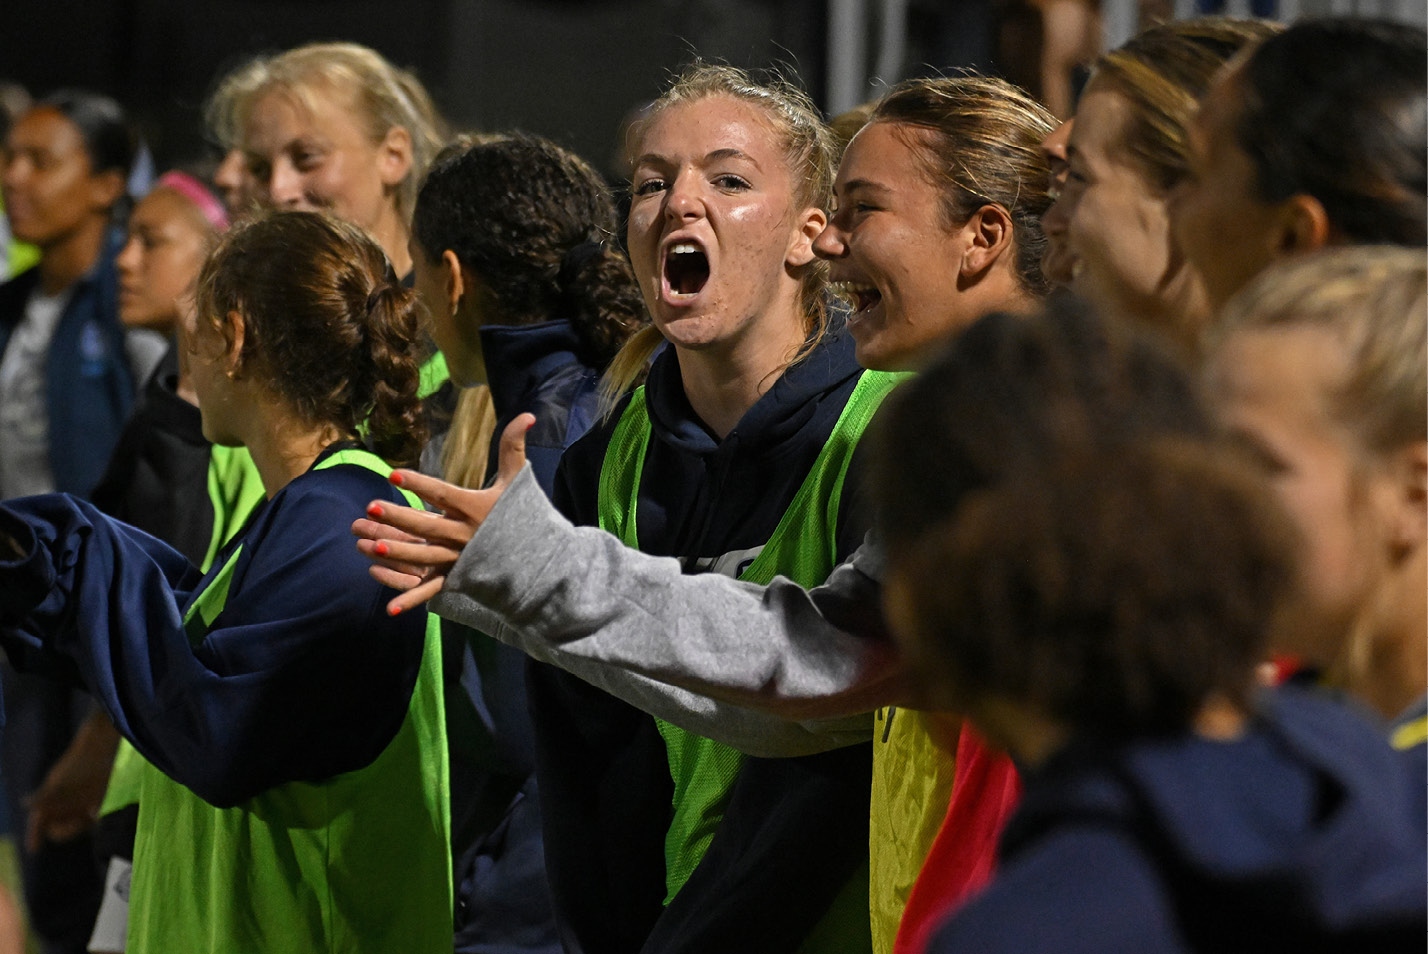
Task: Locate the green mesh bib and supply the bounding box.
[122,448,453,953]
[597,370,903,948]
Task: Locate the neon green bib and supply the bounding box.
[597,369,903,950]
[123,448,452,954]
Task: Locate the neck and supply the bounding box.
[1343,544,1428,720]
[675,309,808,440]
[368,206,411,279]
[173,343,199,407]
[237,402,345,498]
[37,217,109,295]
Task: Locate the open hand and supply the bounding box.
[353,413,533,615]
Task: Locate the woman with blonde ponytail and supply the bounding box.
[0,210,452,953]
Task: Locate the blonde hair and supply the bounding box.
[1213,246,1427,456]
[599,63,837,411]
[1089,17,1282,192]
[439,386,498,488]
[210,42,448,222]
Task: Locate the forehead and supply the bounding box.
[1190,64,1247,156]
[836,121,934,190]
[132,186,204,229]
[8,108,86,157]
[636,95,786,164]
[1067,86,1136,162]
[1211,325,1345,421]
[245,84,366,148]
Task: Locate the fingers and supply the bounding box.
[350,514,426,545]
[356,507,474,550]
[385,576,448,616]
[493,413,535,488]
[367,563,424,591]
[362,536,464,569]
[386,469,481,517]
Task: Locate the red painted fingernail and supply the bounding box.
[387,604,403,616]
[374,541,389,557]
[525,419,535,432]
[389,472,404,486]
[367,503,383,518]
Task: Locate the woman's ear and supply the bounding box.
[377,125,414,189]
[786,207,829,268]
[1383,440,1428,560]
[959,204,1014,279]
[88,169,125,215]
[1275,194,1332,256]
[222,309,247,378]
[440,249,466,318]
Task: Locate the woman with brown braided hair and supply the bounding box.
[0,210,453,953]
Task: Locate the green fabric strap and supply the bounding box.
[123,447,453,954]
[418,351,450,400]
[596,371,905,907]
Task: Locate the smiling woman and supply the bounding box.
[1039,17,1280,348]
[210,42,447,278]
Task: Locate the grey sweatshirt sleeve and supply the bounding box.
[429,465,906,755]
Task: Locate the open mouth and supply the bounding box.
[834,281,883,315]
[664,242,710,299]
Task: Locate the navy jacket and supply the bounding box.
[449,319,601,954]
[0,447,428,807]
[533,321,875,954]
[0,231,137,497]
[928,687,1428,953]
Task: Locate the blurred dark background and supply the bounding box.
[0,0,839,179]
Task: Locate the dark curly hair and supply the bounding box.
[412,132,646,371]
[872,297,1213,554]
[893,441,1294,738]
[195,210,427,465]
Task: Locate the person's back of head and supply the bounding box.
[194,210,427,465]
[871,297,1212,557]
[1236,18,1426,247]
[412,132,645,373]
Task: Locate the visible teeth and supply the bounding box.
[670,243,700,255]
[833,281,877,295]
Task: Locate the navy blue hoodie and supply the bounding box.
[447,319,601,954]
[530,321,875,954]
[927,687,1427,953]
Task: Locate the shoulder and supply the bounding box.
[928,822,1186,954]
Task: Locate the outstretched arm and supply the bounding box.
[1,481,427,808]
[354,423,910,722]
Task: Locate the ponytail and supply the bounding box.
[360,281,427,466]
[196,211,428,466]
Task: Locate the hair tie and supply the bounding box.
[558,239,605,288]
[365,285,386,315]
[155,171,229,231]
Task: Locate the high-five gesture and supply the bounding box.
[352,413,534,615]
